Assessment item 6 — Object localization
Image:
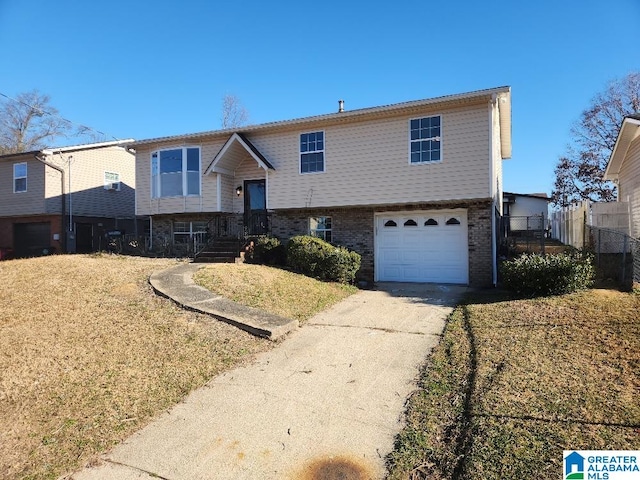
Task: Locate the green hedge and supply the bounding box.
[500,251,595,296]
[251,236,286,266]
[287,235,361,284]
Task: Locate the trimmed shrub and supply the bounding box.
[500,251,595,296]
[250,236,286,266]
[287,235,361,284]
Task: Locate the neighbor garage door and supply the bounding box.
[13,222,52,257]
[375,210,468,284]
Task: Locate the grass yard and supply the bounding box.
[0,255,273,480]
[193,263,358,323]
[387,289,640,480]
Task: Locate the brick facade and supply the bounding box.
[270,200,495,287]
[271,207,376,281]
[151,200,495,286]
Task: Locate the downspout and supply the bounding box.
[34,154,66,253]
[489,94,498,286]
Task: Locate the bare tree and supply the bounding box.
[0,90,71,154]
[221,94,249,129]
[552,72,640,207]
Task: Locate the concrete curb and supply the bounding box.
[149,263,298,341]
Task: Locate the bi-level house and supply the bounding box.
[133,87,512,286]
[0,140,137,257]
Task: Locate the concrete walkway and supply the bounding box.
[149,263,298,340]
[73,265,466,480]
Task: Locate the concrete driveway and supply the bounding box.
[73,282,466,480]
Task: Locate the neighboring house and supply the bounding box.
[604,114,640,239]
[0,140,137,257]
[133,87,512,286]
[502,192,550,233]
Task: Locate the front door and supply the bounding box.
[244,180,267,235]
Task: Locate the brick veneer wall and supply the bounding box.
[0,214,64,253]
[271,200,494,287]
[149,200,495,286]
[271,207,375,281]
[466,202,494,287]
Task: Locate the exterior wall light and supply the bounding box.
[236,185,243,196]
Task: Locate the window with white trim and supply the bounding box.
[173,221,207,246]
[410,115,441,163]
[310,216,332,242]
[151,147,200,198]
[13,162,27,193]
[104,171,120,191]
[300,131,324,173]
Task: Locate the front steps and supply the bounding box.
[194,238,241,263]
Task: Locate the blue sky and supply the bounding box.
[0,0,638,196]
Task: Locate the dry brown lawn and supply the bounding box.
[0,254,272,480]
[193,263,358,323]
[387,288,640,480]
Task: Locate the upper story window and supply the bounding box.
[300,131,324,173]
[13,162,27,193]
[104,171,120,191]
[410,115,441,164]
[151,147,200,198]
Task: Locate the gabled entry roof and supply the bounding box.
[205,132,275,175]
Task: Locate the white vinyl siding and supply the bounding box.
[618,136,640,239]
[267,104,489,208]
[134,102,494,215]
[137,141,224,215]
[0,159,45,215]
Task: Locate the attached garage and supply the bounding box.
[375,210,469,284]
[13,222,52,258]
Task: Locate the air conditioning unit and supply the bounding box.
[106,182,120,191]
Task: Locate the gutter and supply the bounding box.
[489,94,498,287]
[34,154,66,253]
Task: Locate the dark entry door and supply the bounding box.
[76,223,94,253]
[244,180,267,235]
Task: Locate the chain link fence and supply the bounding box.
[499,214,547,254]
[585,226,640,288]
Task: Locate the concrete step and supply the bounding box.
[194,256,236,263]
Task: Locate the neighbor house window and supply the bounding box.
[300,131,324,173]
[173,221,207,246]
[410,115,441,163]
[13,162,27,193]
[151,147,200,198]
[310,216,331,242]
[104,171,120,191]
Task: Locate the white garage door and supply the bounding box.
[375,210,469,284]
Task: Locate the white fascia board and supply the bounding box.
[604,117,640,180]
